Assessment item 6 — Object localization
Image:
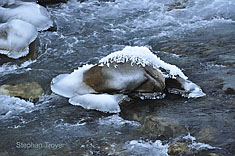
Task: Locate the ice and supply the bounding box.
[0,1,53,31]
[99,46,188,80]
[69,94,125,113]
[0,19,38,59]
[0,0,15,6]
[51,64,95,98]
[0,95,34,118]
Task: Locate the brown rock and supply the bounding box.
[141,115,187,139]
[168,142,190,156]
[83,63,165,94]
[0,82,44,100]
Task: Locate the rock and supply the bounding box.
[37,0,68,6]
[168,142,190,156]
[0,82,44,100]
[195,127,216,143]
[141,115,187,139]
[83,63,165,95]
[221,75,235,95]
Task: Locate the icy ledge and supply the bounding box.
[51,46,205,113]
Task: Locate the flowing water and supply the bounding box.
[0,0,235,155]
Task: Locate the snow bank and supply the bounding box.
[0,1,53,31]
[0,19,38,59]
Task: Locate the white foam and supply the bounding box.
[183,133,220,150]
[0,95,34,119]
[99,114,140,127]
[0,19,38,59]
[121,140,169,156]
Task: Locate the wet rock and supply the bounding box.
[83,63,165,95]
[141,115,187,139]
[0,38,39,65]
[195,127,216,143]
[221,75,235,95]
[0,82,44,100]
[168,142,190,156]
[208,153,220,156]
[37,0,68,6]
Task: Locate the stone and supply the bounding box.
[168,142,190,156]
[141,115,187,139]
[0,82,44,100]
[221,75,235,95]
[83,63,165,95]
[195,127,216,143]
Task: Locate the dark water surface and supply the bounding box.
[0,0,235,155]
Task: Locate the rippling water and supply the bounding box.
[1,0,235,155]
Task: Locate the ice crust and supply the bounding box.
[51,46,205,113]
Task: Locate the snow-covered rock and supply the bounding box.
[0,1,53,59]
[0,19,38,59]
[51,46,206,113]
[0,1,53,31]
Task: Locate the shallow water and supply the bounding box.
[0,0,235,155]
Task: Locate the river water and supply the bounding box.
[0,0,235,155]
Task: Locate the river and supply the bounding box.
[0,0,235,155]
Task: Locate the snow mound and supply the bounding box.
[99,46,188,79]
[0,1,53,31]
[0,19,38,59]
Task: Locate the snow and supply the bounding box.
[99,46,188,80]
[0,19,38,59]
[0,1,53,31]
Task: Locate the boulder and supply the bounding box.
[0,82,44,100]
[168,142,190,156]
[141,115,187,139]
[83,62,165,95]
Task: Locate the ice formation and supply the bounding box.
[0,1,53,59]
[51,46,205,113]
[0,19,38,59]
